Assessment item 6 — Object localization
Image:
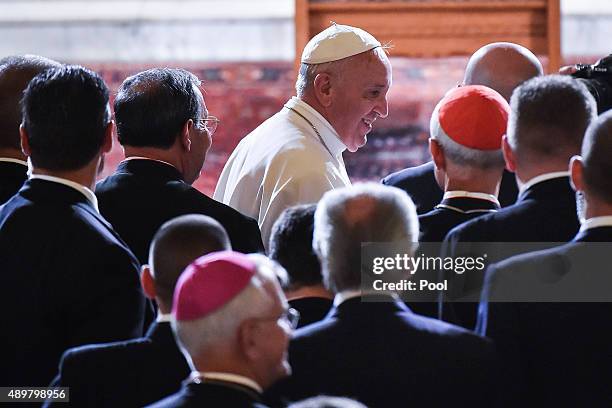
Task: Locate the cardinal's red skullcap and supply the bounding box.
[172,250,256,321]
[433,85,510,150]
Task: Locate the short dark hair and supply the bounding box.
[0,55,61,149]
[269,204,322,290]
[149,214,231,305]
[114,68,202,148]
[582,110,612,203]
[507,75,596,160]
[21,65,110,170]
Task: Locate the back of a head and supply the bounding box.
[581,110,612,204]
[172,252,290,386]
[21,65,110,171]
[114,68,202,148]
[149,214,231,306]
[507,75,597,163]
[430,85,509,169]
[288,396,369,408]
[269,204,322,290]
[313,183,419,293]
[0,55,61,150]
[463,42,543,101]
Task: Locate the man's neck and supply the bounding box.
[31,165,98,190]
[0,147,26,161]
[584,195,612,219]
[123,146,183,174]
[444,170,501,196]
[285,284,333,301]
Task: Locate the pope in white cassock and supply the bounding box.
[214,23,392,249]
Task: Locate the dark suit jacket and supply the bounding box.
[0,160,27,205]
[476,226,612,407]
[0,179,145,387]
[288,297,332,328]
[96,159,264,264]
[45,321,190,407]
[148,381,269,408]
[418,196,500,242]
[382,161,518,214]
[266,296,497,408]
[440,176,580,329]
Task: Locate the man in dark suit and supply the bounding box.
[0,55,60,204]
[47,214,231,407]
[418,85,509,243]
[476,110,612,406]
[383,42,543,214]
[0,66,145,387]
[269,204,332,328]
[441,75,598,329]
[96,68,263,265]
[266,184,497,408]
[148,251,294,407]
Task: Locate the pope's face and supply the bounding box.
[328,49,392,152]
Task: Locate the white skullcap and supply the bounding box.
[301,23,382,64]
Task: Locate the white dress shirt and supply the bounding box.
[29,174,99,212]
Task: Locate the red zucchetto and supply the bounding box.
[431,85,510,151]
[172,250,256,321]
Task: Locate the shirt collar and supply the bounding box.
[580,216,612,232]
[333,289,362,307]
[123,156,178,169]
[0,157,27,166]
[442,191,500,205]
[29,174,99,213]
[285,97,347,158]
[519,171,570,195]
[189,371,263,394]
[156,313,173,323]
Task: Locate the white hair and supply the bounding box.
[173,254,286,366]
[313,183,419,293]
[430,99,504,169]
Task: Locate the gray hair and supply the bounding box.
[430,100,505,169]
[295,47,388,98]
[313,183,419,293]
[288,396,369,408]
[173,254,287,366]
[507,75,597,159]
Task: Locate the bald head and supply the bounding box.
[463,42,543,101]
[149,214,231,306]
[581,111,612,204]
[0,55,61,151]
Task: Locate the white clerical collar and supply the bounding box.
[443,191,499,205]
[123,156,178,170]
[190,371,263,394]
[285,97,347,158]
[580,216,612,232]
[156,313,173,323]
[0,157,27,166]
[519,171,570,195]
[29,174,99,213]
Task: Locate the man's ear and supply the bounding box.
[429,138,446,171]
[502,135,517,172]
[19,124,31,157]
[140,265,157,300]
[570,155,584,193]
[102,120,114,154]
[313,73,333,107]
[180,119,194,152]
[237,319,263,362]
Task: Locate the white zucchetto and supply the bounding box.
[300,23,382,65]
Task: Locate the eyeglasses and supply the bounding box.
[196,115,220,136]
[254,307,300,330]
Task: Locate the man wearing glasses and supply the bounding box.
[149,251,297,407]
[96,68,264,266]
